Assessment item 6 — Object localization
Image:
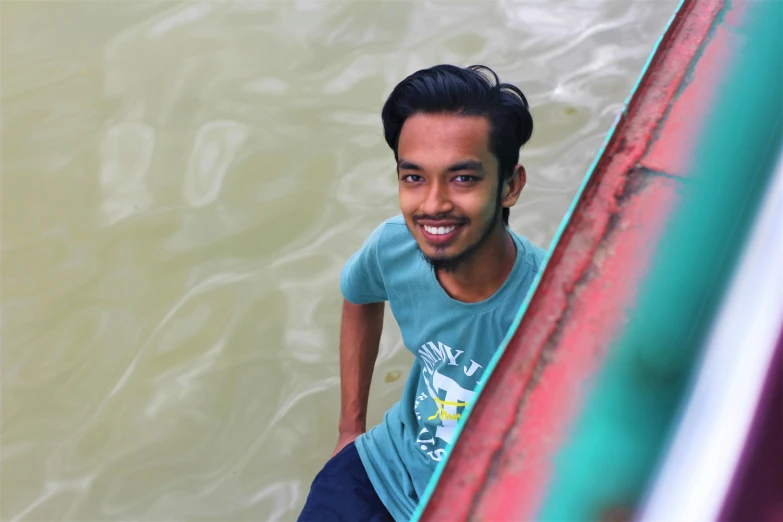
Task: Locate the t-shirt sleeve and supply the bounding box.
[340,222,388,304]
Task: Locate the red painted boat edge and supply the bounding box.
[418,0,734,519]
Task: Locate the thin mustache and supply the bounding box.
[413,215,469,224]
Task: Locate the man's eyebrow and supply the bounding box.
[398,159,421,170]
[447,160,484,173]
[397,159,484,172]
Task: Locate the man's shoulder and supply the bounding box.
[370,215,423,292]
[341,216,413,305]
[377,214,409,234]
[372,215,415,250]
[509,230,547,274]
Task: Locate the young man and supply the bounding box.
[299,64,545,521]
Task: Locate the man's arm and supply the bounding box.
[332,299,385,457]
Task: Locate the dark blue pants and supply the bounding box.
[298,442,394,522]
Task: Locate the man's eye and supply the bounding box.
[402,174,423,183]
[454,175,477,183]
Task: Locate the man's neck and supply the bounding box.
[436,226,517,303]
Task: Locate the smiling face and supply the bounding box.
[397,113,524,272]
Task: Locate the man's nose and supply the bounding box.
[421,180,453,216]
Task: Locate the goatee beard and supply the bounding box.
[420,251,464,273]
[418,207,503,274]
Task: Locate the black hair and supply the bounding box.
[381,64,533,225]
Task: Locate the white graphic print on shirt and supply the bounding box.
[412,340,486,462]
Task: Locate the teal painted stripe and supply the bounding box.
[408,1,688,520]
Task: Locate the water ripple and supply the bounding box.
[1,0,679,519]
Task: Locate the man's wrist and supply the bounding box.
[337,421,366,435]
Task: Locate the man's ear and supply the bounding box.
[501,165,526,209]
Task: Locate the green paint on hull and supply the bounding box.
[537,1,783,519]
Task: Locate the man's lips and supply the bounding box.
[418,222,464,244]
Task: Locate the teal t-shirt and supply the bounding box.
[340,215,545,521]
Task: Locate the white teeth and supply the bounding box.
[424,225,457,235]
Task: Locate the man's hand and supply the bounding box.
[331,430,363,458]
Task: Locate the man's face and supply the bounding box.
[397,113,507,270]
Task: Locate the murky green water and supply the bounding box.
[1,1,677,520]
